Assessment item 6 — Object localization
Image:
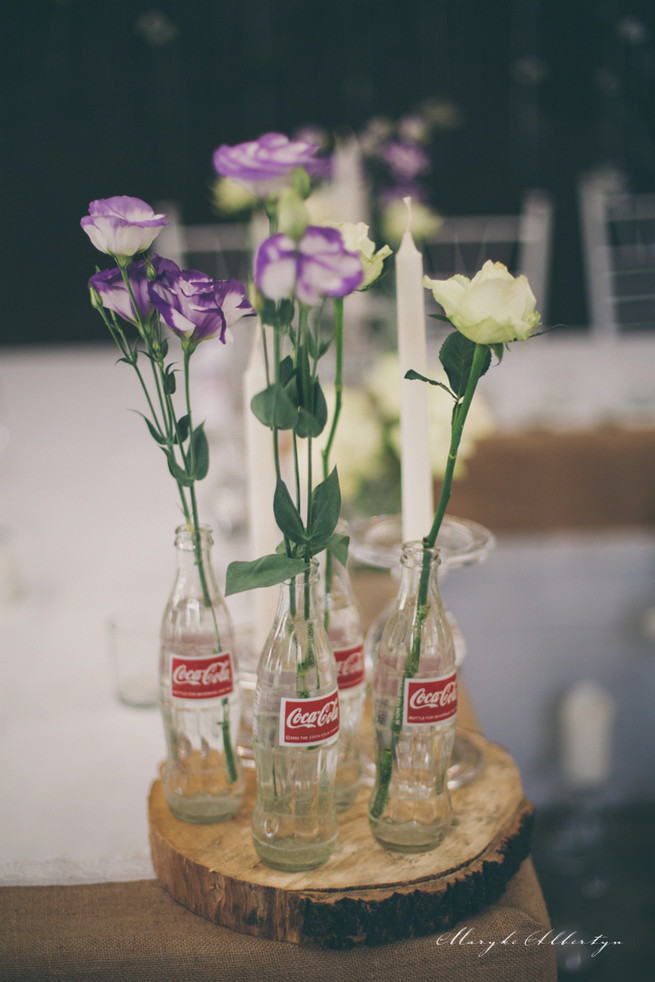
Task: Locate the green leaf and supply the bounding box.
[404,369,454,397]
[164,451,194,487]
[273,479,307,545]
[260,298,295,330]
[190,423,209,481]
[251,383,298,430]
[307,329,332,362]
[174,414,190,444]
[327,531,350,566]
[132,410,167,446]
[163,365,177,395]
[439,332,491,398]
[295,378,327,438]
[491,343,504,364]
[279,355,296,387]
[225,554,307,595]
[308,467,341,551]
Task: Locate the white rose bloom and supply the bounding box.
[423,260,540,345]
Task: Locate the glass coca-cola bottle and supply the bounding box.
[159,524,245,823]
[368,541,457,852]
[251,559,340,871]
[320,545,365,811]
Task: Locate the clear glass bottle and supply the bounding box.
[159,524,245,823]
[251,560,340,871]
[368,542,457,852]
[320,547,365,811]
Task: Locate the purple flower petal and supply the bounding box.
[89,255,179,325]
[254,226,363,306]
[149,268,251,347]
[213,277,256,326]
[254,234,298,301]
[81,196,168,257]
[213,132,320,198]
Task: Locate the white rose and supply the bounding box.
[322,221,392,289]
[423,260,540,345]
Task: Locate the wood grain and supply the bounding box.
[148,730,533,948]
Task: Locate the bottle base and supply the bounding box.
[368,816,452,853]
[164,789,244,824]
[251,831,337,872]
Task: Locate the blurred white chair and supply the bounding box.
[579,169,655,335]
[423,189,553,322]
[155,201,253,283]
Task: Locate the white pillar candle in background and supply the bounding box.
[560,679,616,787]
[396,198,433,543]
[243,325,279,652]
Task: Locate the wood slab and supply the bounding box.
[148,730,534,948]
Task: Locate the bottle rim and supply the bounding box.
[399,540,441,569]
[174,523,214,549]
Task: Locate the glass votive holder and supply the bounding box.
[106,611,159,708]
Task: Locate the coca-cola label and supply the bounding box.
[170,652,234,700]
[403,673,458,725]
[334,643,365,691]
[279,689,340,747]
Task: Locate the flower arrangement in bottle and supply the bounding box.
[81,196,254,822]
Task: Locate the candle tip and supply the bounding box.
[403,196,413,234]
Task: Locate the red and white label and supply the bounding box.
[279,689,340,747]
[334,643,365,691]
[403,673,458,725]
[170,652,234,700]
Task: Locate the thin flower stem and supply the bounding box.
[320,297,344,628]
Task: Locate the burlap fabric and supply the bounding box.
[1,858,556,981]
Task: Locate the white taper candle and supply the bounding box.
[243,325,279,651]
[396,198,433,543]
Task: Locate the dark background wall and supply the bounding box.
[1,0,654,343]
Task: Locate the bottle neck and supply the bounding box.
[277,560,321,622]
[172,524,218,605]
[396,540,442,606]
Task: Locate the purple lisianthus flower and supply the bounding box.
[381,141,430,181]
[89,255,179,326]
[213,132,320,198]
[149,269,254,348]
[255,226,364,307]
[81,196,168,259]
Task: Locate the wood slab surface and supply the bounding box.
[149,730,534,948]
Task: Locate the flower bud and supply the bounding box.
[277,187,310,241]
[88,282,104,310]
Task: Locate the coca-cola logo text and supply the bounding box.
[334,643,365,690]
[280,690,340,746]
[170,652,234,700]
[404,673,458,725]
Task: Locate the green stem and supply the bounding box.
[320,297,344,629]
